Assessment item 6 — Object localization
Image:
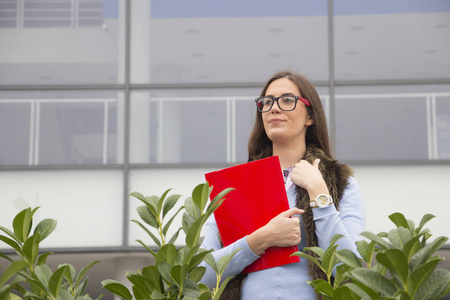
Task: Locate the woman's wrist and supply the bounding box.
[247,226,270,256]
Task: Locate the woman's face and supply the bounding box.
[262,77,313,145]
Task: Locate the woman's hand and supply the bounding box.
[290,159,330,198]
[247,207,304,256]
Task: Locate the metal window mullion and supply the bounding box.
[327,0,336,153]
[33,101,41,165]
[231,98,236,163]
[157,100,163,163]
[28,101,35,165]
[102,100,109,164]
[17,0,24,28]
[226,99,231,163]
[431,95,438,160]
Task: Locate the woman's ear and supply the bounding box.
[306,115,314,126]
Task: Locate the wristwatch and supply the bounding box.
[310,194,333,208]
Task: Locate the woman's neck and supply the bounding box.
[273,140,307,170]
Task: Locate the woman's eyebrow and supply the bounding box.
[264,92,296,97]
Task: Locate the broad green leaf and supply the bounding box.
[182,212,195,235]
[408,258,441,298]
[157,189,172,217]
[129,191,146,202]
[162,206,184,236]
[376,249,409,284]
[59,289,75,300]
[310,280,334,298]
[330,234,345,247]
[132,219,161,247]
[135,239,157,258]
[185,215,207,249]
[191,183,206,211]
[163,194,182,219]
[158,262,177,285]
[171,264,189,289]
[336,249,361,269]
[22,233,40,265]
[416,214,435,235]
[189,266,206,283]
[142,265,164,292]
[322,244,338,278]
[101,279,132,300]
[333,264,352,287]
[356,240,369,261]
[144,195,160,217]
[49,264,69,297]
[182,244,202,265]
[184,197,201,220]
[65,264,76,285]
[333,285,352,300]
[33,264,53,293]
[37,252,53,265]
[198,283,211,300]
[168,228,182,245]
[182,279,201,297]
[0,235,23,255]
[74,278,88,297]
[403,237,421,262]
[304,246,325,259]
[360,231,390,249]
[207,187,235,217]
[74,260,100,288]
[217,248,241,276]
[388,227,411,250]
[132,284,148,300]
[13,208,33,243]
[136,205,159,229]
[212,276,234,300]
[34,219,57,242]
[410,236,448,270]
[414,269,450,300]
[0,226,19,243]
[0,251,13,262]
[188,249,213,270]
[156,244,178,265]
[0,260,28,286]
[291,252,323,271]
[389,212,409,229]
[203,253,218,273]
[350,268,397,296]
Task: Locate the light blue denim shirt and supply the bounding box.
[199,174,365,300]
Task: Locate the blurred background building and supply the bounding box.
[0,0,449,298]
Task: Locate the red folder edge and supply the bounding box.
[205,156,300,273]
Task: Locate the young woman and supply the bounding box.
[200,71,365,299]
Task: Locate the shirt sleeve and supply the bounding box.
[312,177,365,270]
[199,214,260,289]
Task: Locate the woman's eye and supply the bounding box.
[264,99,273,105]
[282,97,294,103]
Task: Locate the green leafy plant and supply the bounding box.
[0,207,102,300]
[292,212,450,300]
[102,182,239,300]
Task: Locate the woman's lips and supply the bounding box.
[269,118,284,124]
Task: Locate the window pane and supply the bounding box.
[436,95,450,159]
[0,170,123,249]
[130,88,259,164]
[0,90,122,166]
[0,102,31,165]
[132,0,329,84]
[0,0,121,85]
[335,93,428,161]
[334,1,450,81]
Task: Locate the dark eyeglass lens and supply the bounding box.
[279,96,296,110]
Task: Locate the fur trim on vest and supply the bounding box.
[219,144,353,300]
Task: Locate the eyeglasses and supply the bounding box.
[255,95,311,113]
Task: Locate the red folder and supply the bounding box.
[205,156,300,273]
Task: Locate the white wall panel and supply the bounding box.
[0,170,123,249]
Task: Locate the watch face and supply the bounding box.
[317,195,330,207]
